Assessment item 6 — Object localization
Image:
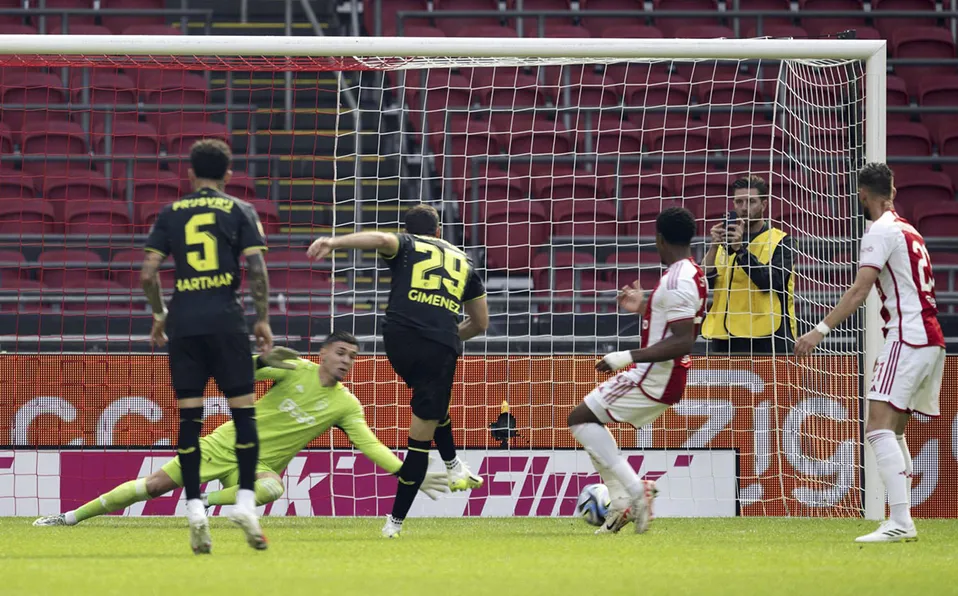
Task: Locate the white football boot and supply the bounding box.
[228,506,268,550]
[594,508,632,534]
[632,480,657,534]
[188,517,213,555]
[33,514,68,527]
[382,516,403,538]
[855,520,918,543]
[447,460,483,492]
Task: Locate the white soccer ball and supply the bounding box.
[576,483,611,527]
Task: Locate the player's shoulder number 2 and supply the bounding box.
[410,240,470,300]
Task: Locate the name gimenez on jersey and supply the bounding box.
[407,288,462,314]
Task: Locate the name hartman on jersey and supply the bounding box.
[407,289,461,313]
[177,272,234,292]
[172,197,235,213]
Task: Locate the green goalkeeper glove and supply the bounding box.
[418,471,450,501]
[258,346,301,370]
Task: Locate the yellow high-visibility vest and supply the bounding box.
[702,226,797,340]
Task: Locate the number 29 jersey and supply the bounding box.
[859,210,944,347]
[382,233,485,353]
[145,187,267,338]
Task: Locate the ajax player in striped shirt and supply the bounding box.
[796,163,945,543]
[567,207,707,534]
[33,332,449,532]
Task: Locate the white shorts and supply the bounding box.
[868,341,945,417]
[583,373,671,428]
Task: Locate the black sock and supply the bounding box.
[177,406,204,501]
[391,438,431,522]
[433,416,459,465]
[231,406,259,492]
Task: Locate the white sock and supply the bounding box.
[570,423,643,499]
[897,434,913,507]
[445,456,461,471]
[867,429,912,526]
[235,488,256,511]
[589,453,629,511]
[185,498,206,521]
[63,511,77,526]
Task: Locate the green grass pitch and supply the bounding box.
[2,517,957,596]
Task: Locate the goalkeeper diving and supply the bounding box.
[34,331,449,529]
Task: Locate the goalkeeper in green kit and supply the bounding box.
[33,331,449,532]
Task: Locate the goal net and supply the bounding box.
[0,35,890,520]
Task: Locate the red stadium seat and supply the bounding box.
[0,72,69,135]
[563,71,620,108]
[134,202,163,229]
[585,121,645,158]
[505,116,573,157]
[224,173,261,202]
[100,0,166,34]
[644,127,712,174]
[0,167,36,199]
[653,0,722,37]
[745,24,808,38]
[714,123,782,155]
[0,23,36,35]
[0,199,56,234]
[248,199,281,235]
[64,200,132,235]
[20,121,90,176]
[872,0,937,39]
[265,249,331,291]
[0,249,26,280]
[38,249,106,287]
[60,279,135,314]
[0,279,51,314]
[480,200,550,271]
[622,196,686,237]
[70,71,139,131]
[603,251,663,289]
[454,24,517,38]
[454,167,528,216]
[737,0,794,31]
[532,251,596,290]
[95,122,162,185]
[887,122,932,156]
[50,24,112,35]
[543,24,591,38]
[473,70,551,108]
[931,251,958,292]
[164,121,231,155]
[42,0,96,31]
[510,0,575,30]
[434,0,501,35]
[111,249,173,289]
[121,24,180,36]
[913,200,958,238]
[619,71,692,107]
[428,118,500,164]
[0,0,24,26]
[892,27,957,95]
[127,172,182,230]
[893,168,954,221]
[918,76,958,131]
[141,73,210,131]
[582,0,645,37]
[553,198,620,238]
[42,171,114,221]
[887,75,910,123]
[798,0,866,37]
[367,0,431,36]
[934,121,958,183]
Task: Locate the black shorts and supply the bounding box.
[384,329,459,421]
[168,333,254,399]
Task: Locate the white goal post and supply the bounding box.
[0,34,887,520]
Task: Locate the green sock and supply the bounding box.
[69,478,148,524]
[206,477,284,507]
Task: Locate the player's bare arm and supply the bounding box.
[307,231,400,261]
[140,250,168,348]
[597,318,697,372]
[458,296,489,341]
[795,266,879,357]
[246,249,273,353]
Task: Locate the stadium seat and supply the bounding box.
[696,77,763,127]
[20,121,90,176]
[38,249,106,287]
[581,0,645,37]
[931,251,958,292]
[454,167,528,215]
[892,27,957,95]
[70,71,139,130]
[481,200,550,271]
[887,122,932,156]
[798,0,866,37]
[505,116,573,157]
[0,249,26,280]
[248,199,281,235]
[553,198,620,238]
[60,279,134,314]
[563,71,620,108]
[94,121,162,160]
[544,283,620,313]
[585,121,645,159]
[680,171,732,230]
[265,249,331,291]
[0,123,13,155]
[872,0,937,39]
[918,76,958,131]
[887,75,911,123]
[0,167,36,199]
[715,123,782,155]
[127,172,182,228]
[223,173,261,202]
[141,73,210,131]
[622,196,686,237]
[0,279,50,314]
[913,200,958,238]
[134,201,163,229]
[934,121,958,183]
[644,127,712,174]
[0,199,56,234]
[0,72,69,135]
[434,0,502,35]
[652,0,722,37]
[42,171,114,221]
[744,24,808,39]
[454,24,518,38]
[618,71,692,107]
[603,251,663,289]
[736,0,794,31]
[893,168,954,221]
[671,26,740,84]
[50,24,112,35]
[0,0,24,26]
[163,121,232,155]
[428,118,501,166]
[120,24,180,36]
[365,0,430,36]
[473,69,551,107]
[41,0,97,31]
[63,200,132,235]
[110,248,174,288]
[0,23,36,35]
[542,24,591,38]
[532,251,596,290]
[100,0,166,34]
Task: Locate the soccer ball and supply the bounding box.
[576,483,611,526]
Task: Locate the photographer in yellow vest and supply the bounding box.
[702,175,797,354]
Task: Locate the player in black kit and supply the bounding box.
[140,139,273,554]
[307,205,489,537]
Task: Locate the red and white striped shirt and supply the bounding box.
[619,257,707,404]
[859,210,944,347]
